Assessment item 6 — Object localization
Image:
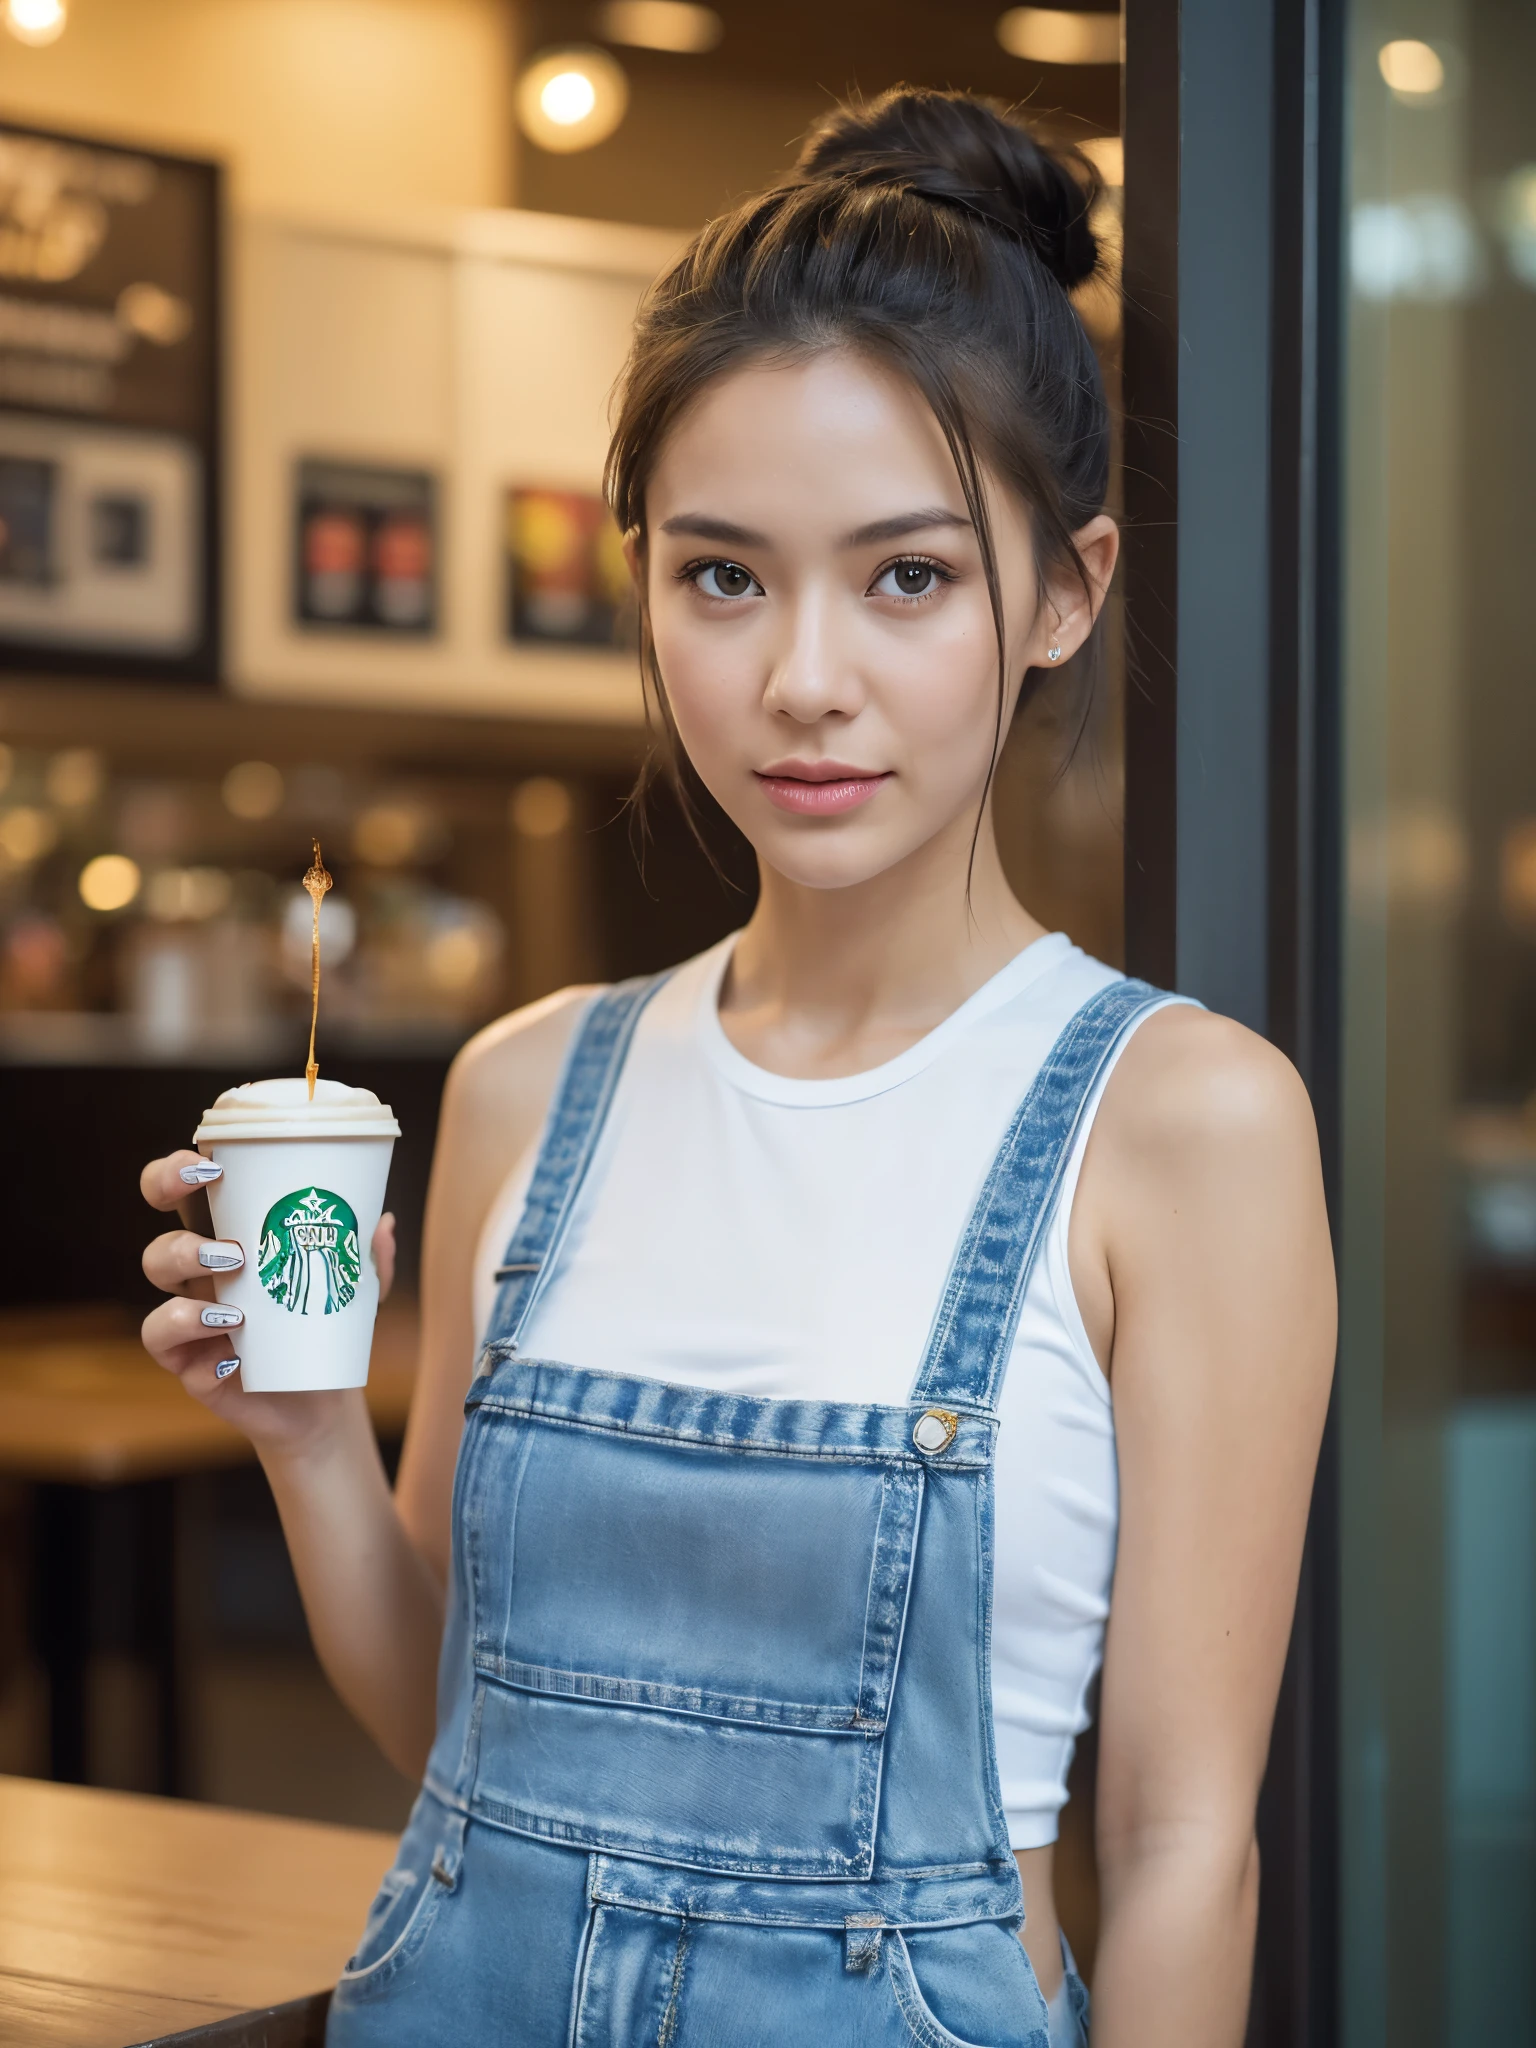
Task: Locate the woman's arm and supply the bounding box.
[1075,1007,1335,2048]
[138,987,591,1779]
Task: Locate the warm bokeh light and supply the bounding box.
[426,924,487,991]
[516,47,629,153]
[1079,135,1123,186]
[1349,805,1469,913]
[995,8,1121,65]
[1501,820,1536,929]
[145,866,234,923]
[354,802,425,866]
[510,777,574,840]
[78,852,141,912]
[542,70,597,125]
[1378,38,1446,99]
[4,0,66,47]
[44,747,104,809]
[0,806,58,864]
[222,759,285,821]
[1499,165,1536,288]
[117,280,194,347]
[596,1,723,55]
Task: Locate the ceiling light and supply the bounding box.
[1378,39,1446,99]
[544,71,596,124]
[4,0,66,47]
[996,8,1121,65]
[596,1,721,54]
[517,47,629,153]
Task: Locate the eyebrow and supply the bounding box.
[841,508,972,547]
[658,513,767,546]
[657,507,972,550]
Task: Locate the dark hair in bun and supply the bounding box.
[795,87,1102,293]
[608,86,1112,824]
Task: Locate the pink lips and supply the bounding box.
[755,761,892,817]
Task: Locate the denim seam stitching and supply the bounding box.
[863,1465,926,1882]
[565,1896,599,2048]
[886,1930,994,2048]
[911,982,1166,1414]
[466,1793,869,1877]
[655,1919,690,2048]
[464,1401,993,1469]
[487,975,668,1351]
[852,1471,889,1723]
[473,1657,882,1732]
[911,996,1111,1401]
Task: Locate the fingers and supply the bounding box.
[142,1150,222,1213]
[373,1211,397,1304]
[142,1227,242,1295]
[141,1294,243,1383]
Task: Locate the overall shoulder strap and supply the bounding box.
[910,977,1179,1416]
[481,972,670,1353]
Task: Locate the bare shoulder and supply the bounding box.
[1096,1001,1318,1177]
[436,985,598,1192]
[447,984,596,1114]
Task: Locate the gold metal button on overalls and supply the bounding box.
[912,1408,959,1454]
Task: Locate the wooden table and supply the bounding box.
[0,1304,417,1790]
[0,1774,395,2046]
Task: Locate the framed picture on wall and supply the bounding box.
[0,119,219,682]
[294,459,438,635]
[505,486,635,650]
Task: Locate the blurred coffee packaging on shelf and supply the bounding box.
[294,461,437,635]
[505,487,635,650]
[0,119,218,680]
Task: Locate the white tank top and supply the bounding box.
[473,930,1170,1849]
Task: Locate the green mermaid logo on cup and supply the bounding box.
[258,1186,362,1315]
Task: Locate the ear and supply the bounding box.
[1031,514,1120,665]
[622,529,644,587]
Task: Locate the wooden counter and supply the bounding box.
[0,1774,396,2045]
[0,1301,419,1486]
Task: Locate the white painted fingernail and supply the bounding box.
[200,1305,243,1328]
[198,1241,243,1271]
[179,1161,223,1184]
[214,1356,241,1380]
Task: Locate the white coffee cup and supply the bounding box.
[193,1078,401,1392]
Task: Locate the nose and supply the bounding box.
[762,586,864,725]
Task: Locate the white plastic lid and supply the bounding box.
[194,1076,401,1144]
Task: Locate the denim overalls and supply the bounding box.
[328,972,1162,2047]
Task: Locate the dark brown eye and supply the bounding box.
[880,560,938,597]
[696,560,756,598]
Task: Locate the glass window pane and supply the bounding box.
[1342,2,1536,2043]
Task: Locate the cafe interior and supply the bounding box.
[0,2,1532,2045]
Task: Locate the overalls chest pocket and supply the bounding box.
[457,1361,926,1879]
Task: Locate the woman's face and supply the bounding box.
[642,350,1110,894]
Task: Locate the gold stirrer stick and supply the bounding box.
[303,838,332,1101]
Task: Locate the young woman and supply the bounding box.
[140,90,1335,2048]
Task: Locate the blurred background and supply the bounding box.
[0,3,1529,2044]
[0,0,1127,1939]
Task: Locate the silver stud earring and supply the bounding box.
[1046,643,1062,663]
